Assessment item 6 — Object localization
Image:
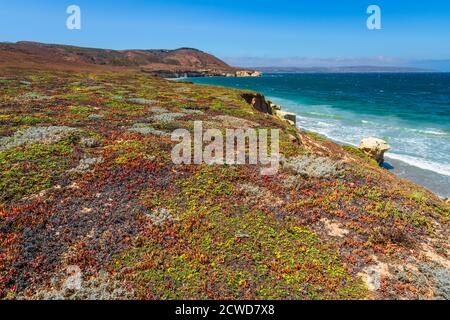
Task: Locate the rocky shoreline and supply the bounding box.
[241,91,450,200]
[143,69,262,79]
[241,92,394,164]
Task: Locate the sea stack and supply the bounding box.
[359,137,390,165]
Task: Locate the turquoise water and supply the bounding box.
[188,73,450,196]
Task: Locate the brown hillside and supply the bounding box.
[0,41,238,76]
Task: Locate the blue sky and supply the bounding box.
[1,1,450,67]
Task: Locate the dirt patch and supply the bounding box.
[320,218,349,237]
[358,256,391,292]
[421,243,450,269]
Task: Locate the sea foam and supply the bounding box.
[385,153,450,177]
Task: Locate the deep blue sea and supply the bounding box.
[187,73,450,197]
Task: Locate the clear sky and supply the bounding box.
[1,0,450,67]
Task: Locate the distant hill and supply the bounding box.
[410,59,450,72]
[256,66,435,73]
[0,41,257,77]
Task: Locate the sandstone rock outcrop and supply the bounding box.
[270,102,281,111]
[241,93,297,126]
[241,93,273,115]
[236,70,262,77]
[288,134,298,143]
[275,110,297,126]
[359,138,390,165]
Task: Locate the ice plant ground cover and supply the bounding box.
[0,68,449,300]
[171,121,280,176]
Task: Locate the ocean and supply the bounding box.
[187,73,450,198]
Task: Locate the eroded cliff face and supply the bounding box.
[241,92,273,115]
[241,92,297,126]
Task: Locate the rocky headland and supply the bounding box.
[0,41,261,79]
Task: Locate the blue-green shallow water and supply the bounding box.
[187,73,450,197]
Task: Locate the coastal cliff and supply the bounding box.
[235,70,262,77]
[0,56,449,300]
